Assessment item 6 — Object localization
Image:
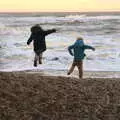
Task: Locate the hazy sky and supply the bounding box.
[0,0,120,12]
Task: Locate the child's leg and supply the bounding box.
[67,62,76,75]
[77,61,83,79]
[39,53,42,64]
[34,53,39,67]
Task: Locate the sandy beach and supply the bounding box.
[0,71,120,120]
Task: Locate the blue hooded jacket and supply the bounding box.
[68,40,95,60]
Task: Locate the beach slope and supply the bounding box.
[0,72,120,120]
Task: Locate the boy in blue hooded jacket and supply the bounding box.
[68,37,95,78]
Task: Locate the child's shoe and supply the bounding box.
[34,61,37,67]
[67,72,70,75]
[39,59,42,64]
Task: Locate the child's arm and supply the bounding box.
[44,29,56,36]
[27,34,33,45]
[68,45,74,56]
[84,45,95,51]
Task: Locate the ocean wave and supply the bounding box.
[0,13,120,72]
[64,14,86,19]
[0,14,120,28]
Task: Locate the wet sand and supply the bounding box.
[0,71,120,120]
[24,69,120,78]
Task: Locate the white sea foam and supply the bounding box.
[0,12,120,72]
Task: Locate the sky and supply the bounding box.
[0,0,120,12]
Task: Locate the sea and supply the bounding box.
[0,12,120,72]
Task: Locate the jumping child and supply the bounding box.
[27,24,56,67]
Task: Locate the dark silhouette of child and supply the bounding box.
[27,24,56,67]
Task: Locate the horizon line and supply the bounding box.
[0,10,120,13]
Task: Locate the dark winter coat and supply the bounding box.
[27,29,56,55]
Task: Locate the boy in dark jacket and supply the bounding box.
[27,24,56,67]
[68,37,95,78]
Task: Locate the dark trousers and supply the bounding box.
[68,60,83,79]
[34,53,42,62]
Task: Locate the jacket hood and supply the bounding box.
[31,25,43,33]
[74,40,84,47]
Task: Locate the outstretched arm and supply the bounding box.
[68,45,74,56]
[27,34,33,45]
[44,29,56,36]
[84,45,95,51]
